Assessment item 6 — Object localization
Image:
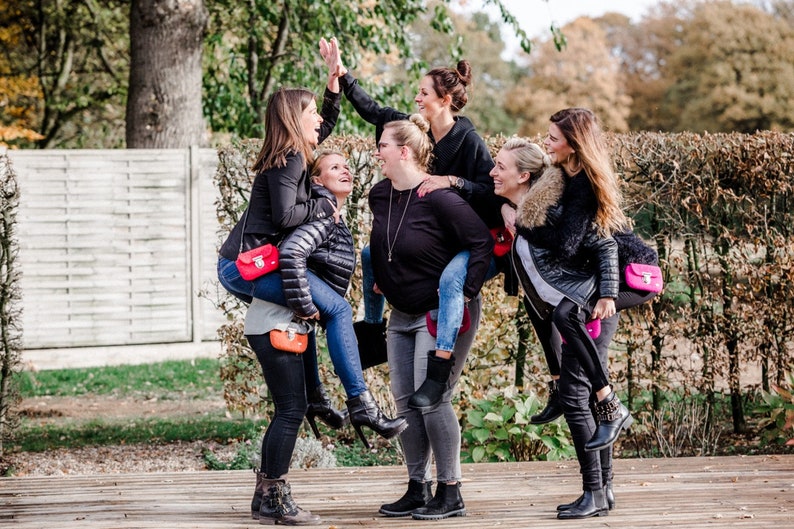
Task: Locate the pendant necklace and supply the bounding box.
[386,186,413,262]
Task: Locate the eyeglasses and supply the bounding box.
[377,142,404,152]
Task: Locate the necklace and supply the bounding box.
[386,186,413,262]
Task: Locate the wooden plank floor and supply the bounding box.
[1,455,792,528]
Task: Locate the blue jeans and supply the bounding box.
[432,251,499,351]
[218,256,367,398]
[387,295,482,483]
[360,245,385,324]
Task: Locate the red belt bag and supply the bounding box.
[235,207,279,280]
[624,263,663,292]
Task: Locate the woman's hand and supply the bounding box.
[417,175,452,198]
[319,37,346,78]
[501,203,517,235]
[300,311,321,321]
[591,298,616,320]
[372,283,382,295]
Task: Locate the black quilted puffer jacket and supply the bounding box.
[278,185,355,318]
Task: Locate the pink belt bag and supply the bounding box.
[624,263,663,293]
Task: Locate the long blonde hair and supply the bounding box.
[253,88,316,172]
[549,108,628,235]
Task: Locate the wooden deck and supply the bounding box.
[2,455,792,528]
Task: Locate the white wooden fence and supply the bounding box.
[8,148,226,353]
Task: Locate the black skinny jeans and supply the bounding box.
[247,332,316,479]
[558,314,619,491]
[551,286,657,388]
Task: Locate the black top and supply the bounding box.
[368,179,493,314]
[219,88,341,261]
[340,72,505,228]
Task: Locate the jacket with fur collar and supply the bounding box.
[511,167,619,308]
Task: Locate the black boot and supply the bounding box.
[346,390,408,449]
[530,379,563,424]
[251,469,267,519]
[411,482,466,520]
[305,385,349,438]
[556,489,608,519]
[378,479,432,517]
[354,319,387,369]
[407,351,454,411]
[556,482,615,512]
[585,391,634,452]
[258,477,321,525]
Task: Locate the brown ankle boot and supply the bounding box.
[251,470,267,519]
[258,477,321,525]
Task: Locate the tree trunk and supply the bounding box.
[126,0,208,148]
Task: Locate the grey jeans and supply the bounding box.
[386,295,482,484]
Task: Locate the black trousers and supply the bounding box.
[247,332,316,478]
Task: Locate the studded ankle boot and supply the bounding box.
[251,470,267,519]
[258,477,321,526]
[585,391,633,452]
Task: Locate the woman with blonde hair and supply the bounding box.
[369,115,492,519]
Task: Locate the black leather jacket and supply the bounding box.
[278,186,355,318]
[511,166,619,316]
[218,88,341,261]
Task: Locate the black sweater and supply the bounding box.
[368,180,493,314]
[339,72,504,228]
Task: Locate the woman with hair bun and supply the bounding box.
[320,38,506,412]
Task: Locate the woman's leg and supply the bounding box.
[554,298,610,391]
[433,251,470,353]
[361,245,386,323]
[217,256,254,304]
[526,305,564,424]
[248,333,307,479]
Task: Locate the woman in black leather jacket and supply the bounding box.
[491,122,635,519]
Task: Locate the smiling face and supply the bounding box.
[544,122,574,166]
[490,148,529,204]
[414,75,448,122]
[300,99,322,147]
[373,130,404,179]
[313,153,352,200]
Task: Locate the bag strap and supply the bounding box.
[237,206,250,255]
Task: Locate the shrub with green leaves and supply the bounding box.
[755,373,794,448]
[461,390,574,463]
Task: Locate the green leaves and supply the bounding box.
[461,391,575,463]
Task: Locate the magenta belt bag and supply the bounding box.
[624,263,663,292]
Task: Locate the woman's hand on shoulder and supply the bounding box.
[501,203,517,235]
[418,175,454,198]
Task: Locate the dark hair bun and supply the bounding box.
[456,60,472,86]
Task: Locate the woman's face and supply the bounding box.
[544,122,574,165]
[373,130,403,178]
[301,99,323,147]
[314,154,352,199]
[490,148,525,200]
[414,75,448,121]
